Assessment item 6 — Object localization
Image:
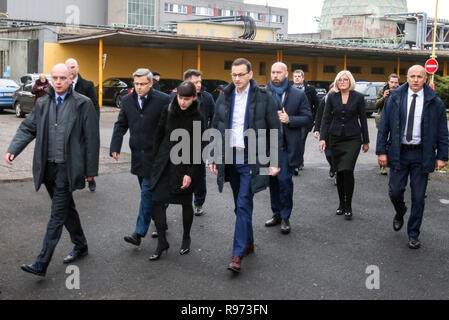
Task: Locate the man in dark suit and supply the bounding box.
[377,65,448,249]
[110,68,170,247]
[265,62,312,234]
[6,63,99,277]
[209,58,282,273]
[292,69,319,175]
[66,58,100,192]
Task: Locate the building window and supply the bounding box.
[348,66,361,74]
[323,65,336,73]
[192,6,214,16]
[128,0,155,26]
[224,61,233,70]
[292,64,309,73]
[269,15,283,23]
[210,29,215,37]
[164,3,187,14]
[371,67,384,75]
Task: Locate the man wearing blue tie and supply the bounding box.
[209,58,282,273]
[377,65,448,249]
[6,63,100,277]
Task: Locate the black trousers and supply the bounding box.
[36,163,87,267]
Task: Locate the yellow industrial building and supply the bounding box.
[42,22,449,103]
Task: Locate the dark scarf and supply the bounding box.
[268,79,289,107]
[169,96,199,118]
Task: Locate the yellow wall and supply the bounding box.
[44,42,421,87]
[177,22,276,42]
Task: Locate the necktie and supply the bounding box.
[406,94,417,142]
[140,96,146,109]
[56,96,63,120]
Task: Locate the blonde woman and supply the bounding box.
[319,71,369,220]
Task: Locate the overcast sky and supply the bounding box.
[244,0,449,34]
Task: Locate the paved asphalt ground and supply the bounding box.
[0,108,448,300]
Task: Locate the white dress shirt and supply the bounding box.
[72,76,78,89]
[402,88,424,145]
[231,85,250,148]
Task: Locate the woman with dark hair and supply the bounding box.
[31,74,51,105]
[149,81,204,260]
[319,70,369,220]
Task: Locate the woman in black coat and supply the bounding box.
[319,71,369,220]
[149,81,204,260]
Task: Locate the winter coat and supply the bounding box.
[265,83,313,167]
[7,86,100,192]
[110,88,170,178]
[211,79,282,194]
[376,83,448,172]
[31,80,51,104]
[149,98,205,196]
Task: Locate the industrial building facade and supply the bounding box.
[0,0,288,34]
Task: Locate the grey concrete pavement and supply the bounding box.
[0,109,448,300]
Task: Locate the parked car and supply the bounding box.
[354,81,386,117]
[13,82,35,117]
[95,78,134,108]
[0,79,20,110]
[158,78,183,95]
[201,79,228,101]
[13,75,52,117]
[19,73,51,85]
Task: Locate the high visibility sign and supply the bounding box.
[425,58,439,74]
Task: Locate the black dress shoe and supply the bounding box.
[344,211,353,220]
[293,168,299,176]
[393,207,407,232]
[179,237,191,255]
[336,208,344,215]
[408,237,421,249]
[124,233,142,246]
[151,231,158,238]
[265,215,282,227]
[194,205,205,216]
[21,262,46,277]
[88,179,96,192]
[63,248,88,264]
[280,219,291,234]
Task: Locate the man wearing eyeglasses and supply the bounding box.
[209,58,282,273]
[110,68,170,248]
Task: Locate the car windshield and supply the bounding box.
[0,79,19,88]
[355,83,369,93]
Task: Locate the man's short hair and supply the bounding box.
[293,69,304,77]
[133,68,153,82]
[183,69,202,80]
[388,73,399,81]
[232,58,252,72]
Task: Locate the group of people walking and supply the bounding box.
[5,57,448,277]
